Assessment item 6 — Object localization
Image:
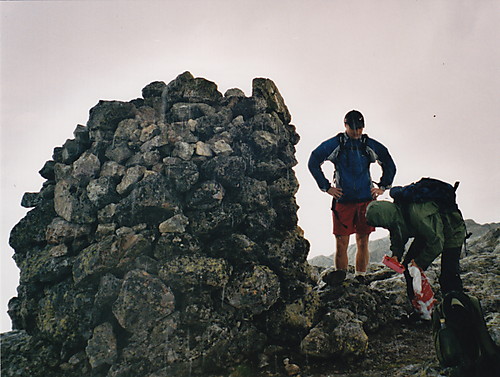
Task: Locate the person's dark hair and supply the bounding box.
[344,110,364,129]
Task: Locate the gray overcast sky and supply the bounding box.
[1,0,499,332]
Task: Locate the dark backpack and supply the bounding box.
[432,291,500,375]
[390,177,459,212]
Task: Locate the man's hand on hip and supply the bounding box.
[371,187,385,199]
[327,187,343,199]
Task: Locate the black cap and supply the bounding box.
[344,110,364,129]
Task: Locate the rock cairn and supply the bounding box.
[6,72,319,376]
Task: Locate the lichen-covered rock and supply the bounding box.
[72,235,118,285]
[0,331,66,377]
[86,176,119,208]
[87,100,137,133]
[116,165,146,195]
[115,173,181,226]
[85,322,118,369]
[186,180,225,210]
[300,308,368,359]
[159,255,232,291]
[18,245,73,284]
[252,78,291,124]
[94,273,122,309]
[60,137,88,165]
[21,191,42,208]
[9,201,56,254]
[226,265,280,315]
[45,217,92,245]
[72,151,101,184]
[161,71,222,107]
[54,179,97,224]
[163,158,199,192]
[35,279,97,349]
[159,214,189,233]
[112,270,175,333]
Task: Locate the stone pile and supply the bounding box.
[4,72,322,376]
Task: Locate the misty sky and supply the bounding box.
[1,0,499,332]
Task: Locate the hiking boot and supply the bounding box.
[354,274,368,284]
[323,269,347,286]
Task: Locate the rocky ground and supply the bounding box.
[292,315,438,377]
[295,227,500,377]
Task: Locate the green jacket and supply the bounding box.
[366,201,466,270]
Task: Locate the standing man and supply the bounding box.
[308,110,396,283]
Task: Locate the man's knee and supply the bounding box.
[356,233,370,248]
[335,235,350,251]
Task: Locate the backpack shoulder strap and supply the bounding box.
[336,132,346,145]
[331,132,371,163]
[335,132,368,147]
[326,133,346,163]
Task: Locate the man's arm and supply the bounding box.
[389,224,408,261]
[308,137,339,192]
[369,139,397,190]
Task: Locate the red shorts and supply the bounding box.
[332,201,375,236]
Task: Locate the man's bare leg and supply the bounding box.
[355,233,370,273]
[335,235,350,271]
[322,235,350,285]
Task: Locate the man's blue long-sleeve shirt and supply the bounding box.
[308,133,396,203]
